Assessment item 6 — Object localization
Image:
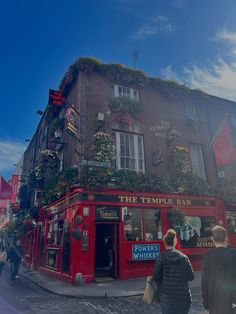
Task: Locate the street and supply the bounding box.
[0,268,204,314]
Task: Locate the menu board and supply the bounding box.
[180,216,215,248]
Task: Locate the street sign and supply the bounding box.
[80,160,111,168]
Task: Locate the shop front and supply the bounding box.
[34,189,225,284]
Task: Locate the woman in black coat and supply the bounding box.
[153,229,194,314]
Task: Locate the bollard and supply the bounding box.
[75,273,84,285]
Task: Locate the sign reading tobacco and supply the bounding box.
[95,206,120,222]
[48,89,65,106]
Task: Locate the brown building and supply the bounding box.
[21,57,236,196]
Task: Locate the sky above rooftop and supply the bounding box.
[1,0,236,179]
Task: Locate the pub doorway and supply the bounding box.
[95,224,118,280]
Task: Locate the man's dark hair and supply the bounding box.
[212,225,227,243]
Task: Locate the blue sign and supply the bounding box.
[132,244,160,261]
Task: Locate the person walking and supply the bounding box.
[201,225,236,314]
[7,239,23,282]
[152,229,194,314]
[0,244,7,276]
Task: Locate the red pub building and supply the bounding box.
[32,188,225,284]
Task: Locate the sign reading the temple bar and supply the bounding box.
[95,206,120,222]
[48,89,65,107]
[132,244,160,261]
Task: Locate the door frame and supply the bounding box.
[94,222,119,278]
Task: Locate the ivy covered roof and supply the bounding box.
[59,57,206,98]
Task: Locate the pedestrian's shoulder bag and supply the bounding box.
[143,276,159,304]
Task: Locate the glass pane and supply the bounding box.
[130,159,135,170]
[120,144,125,156]
[47,223,53,244]
[125,158,129,169]
[120,133,124,145]
[121,157,125,168]
[62,221,70,273]
[125,145,130,157]
[57,220,64,245]
[144,209,162,240]
[130,136,135,157]
[111,86,115,97]
[138,136,143,157]
[180,216,215,248]
[46,249,58,268]
[124,208,143,241]
[227,212,236,234]
[139,159,143,171]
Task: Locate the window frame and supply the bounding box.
[189,143,206,180]
[113,131,145,173]
[124,207,162,242]
[185,103,197,121]
[111,84,139,102]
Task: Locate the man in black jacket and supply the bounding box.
[201,225,236,314]
[7,239,23,282]
[153,229,194,314]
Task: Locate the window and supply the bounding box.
[46,248,59,268]
[111,84,139,101]
[185,103,197,120]
[124,208,161,241]
[59,150,64,171]
[112,131,145,172]
[124,208,142,241]
[180,216,215,248]
[227,211,236,234]
[47,213,64,245]
[189,144,206,180]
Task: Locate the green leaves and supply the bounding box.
[167,208,185,229]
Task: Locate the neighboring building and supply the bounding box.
[0,176,12,230]
[19,57,236,283]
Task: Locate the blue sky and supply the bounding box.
[1,0,236,179]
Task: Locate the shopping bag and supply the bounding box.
[143,276,158,304]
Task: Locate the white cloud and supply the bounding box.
[172,0,185,9]
[216,28,236,44]
[161,29,236,102]
[160,65,183,82]
[0,140,26,174]
[132,15,175,41]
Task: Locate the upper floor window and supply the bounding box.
[111,85,139,101]
[112,131,145,173]
[189,143,206,180]
[185,103,197,121]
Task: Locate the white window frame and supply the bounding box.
[113,131,145,173]
[189,143,206,180]
[185,103,197,120]
[112,84,139,102]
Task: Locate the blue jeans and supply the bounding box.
[10,262,20,281]
[160,302,190,314]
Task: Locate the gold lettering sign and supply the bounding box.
[118,195,192,206]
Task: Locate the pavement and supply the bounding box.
[19,266,201,299]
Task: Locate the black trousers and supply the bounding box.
[0,261,5,275]
[10,262,20,281]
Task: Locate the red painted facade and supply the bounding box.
[27,188,226,284]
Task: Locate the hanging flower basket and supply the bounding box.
[167,207,185,231]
